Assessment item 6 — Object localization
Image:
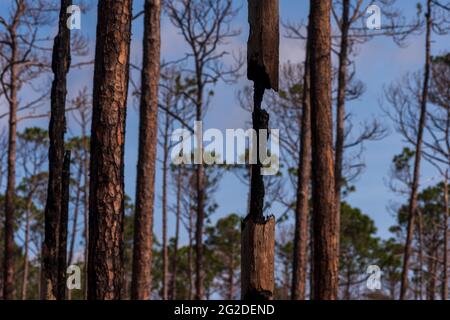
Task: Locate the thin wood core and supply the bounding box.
[241,216,275,300]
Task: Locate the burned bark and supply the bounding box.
[42,0,72,300]
[88,0,133,300]
[241,0,278,301]
[131,0,161,300]
[309,0,339,300]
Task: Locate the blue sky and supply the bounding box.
[1,0,449,250]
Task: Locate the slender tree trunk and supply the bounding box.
[82,127,89,298]
[161,111,170,300]
[131,0,161,300]
[3,29,18,301]
[21,198,32,300]
[399,0,432,300]
[292,20,311,301]
[170,167,182,300]
[88,0,132,300]
[188,203,194,300]
[68,158,83,267]
[42,0,72,300]
[194,83,205,300]
[417,209,425,299]
[57,152,71,300]
[334,0,350,240]
[309,0,338,300]
[443,171,449,300]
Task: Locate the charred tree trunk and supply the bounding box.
[292,20,312,301]
[42,0,72,300]
[309,0,339,300]
[131,0,161,300]
[88,0,132,300]
[400,0,432,300]
[241,0,278,301]
[57,152,71,300]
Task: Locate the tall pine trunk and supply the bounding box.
[309,0,338,300]
[3,24,19,301]
[399,0,432,300]
[42,0,72,300]
[170,167,182,300]
[291,20,312,301]
[131,0,161,300]
[88,0,132,300]
[334,0,350,242]
[443,171,449,300]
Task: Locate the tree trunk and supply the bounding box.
[399,0,432,300]
[188,202,194,300]
[170,167,182,300]
[292,20,311,301]
[443,171,449,300]
[42,0,72,300]
[88,0,132,300]
[82,126,89,298]
[3,27,18,302]
[68,156,83,267]
[309,0,339,300]
[131,0,161,300]
[161,111,170,300]
[242,0,279,301]
[21,198,32,300]
[334,0,350,243]
[194,81,205,301]
[57,152,71,300]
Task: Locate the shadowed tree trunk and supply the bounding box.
[161,110,170,300]
[400,0,432,300]
[443,171,449,300]
[42,0,72,300]
[334,0,350,237]
[88,0,132,300]
[57,152,71,300]
[131,0,161,300]
[170,167,182,300]
[309,0,338,300]
[291,19,311,301]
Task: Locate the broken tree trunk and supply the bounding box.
[241,0,278,301]
[42,0,72,300]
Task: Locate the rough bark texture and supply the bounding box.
[291,23,311,300]
[42,0,72,300]
[57,151,71,300]
[399,0,432,300]
[131,0,161,300]
[242,0,278,301]
[309,0,339,300]
[241,216,275,300]
[88,0,132,300]
[247,0,279,91]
